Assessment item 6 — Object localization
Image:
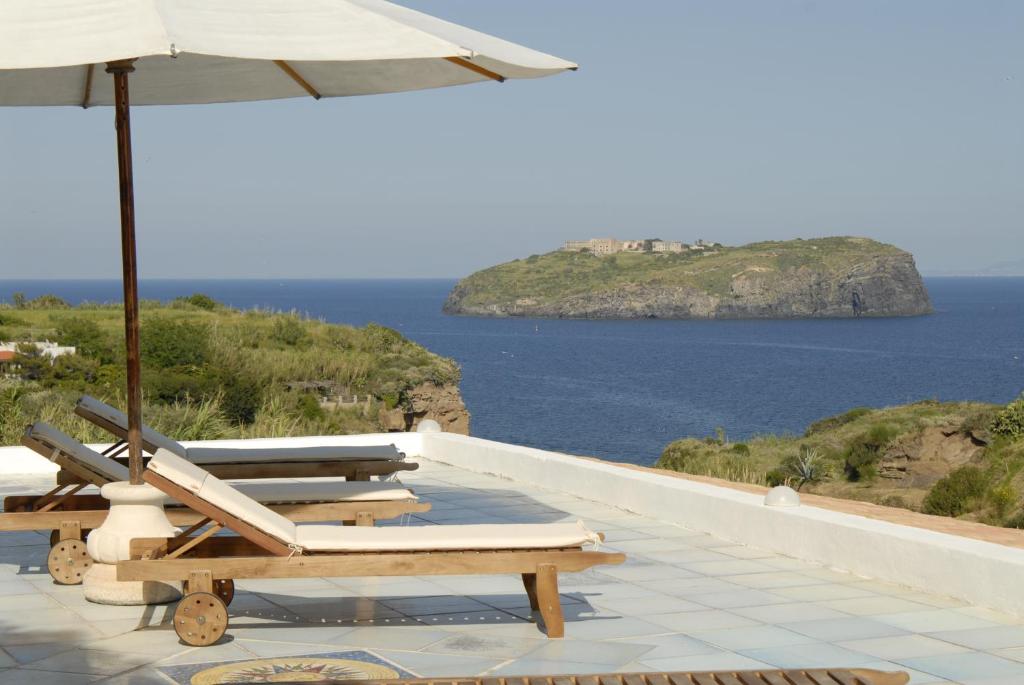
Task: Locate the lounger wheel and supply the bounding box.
[183,578,235,606]
[174,592,228,646]
[49,529,90,547]
[47,539,92,585]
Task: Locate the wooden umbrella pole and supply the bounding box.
[106,59,143,485]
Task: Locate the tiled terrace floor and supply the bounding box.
[3,459,1024,684]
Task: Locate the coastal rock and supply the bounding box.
[382,382,470,435]
[878,426,986,487]
[444,237,933,320]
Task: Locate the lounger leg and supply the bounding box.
[535,563,564,638]
[355,512,374,527]
[59,520,82,542]
[187,570,214,594]
[521,573,539,611]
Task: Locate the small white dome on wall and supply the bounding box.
[764,485,800,507]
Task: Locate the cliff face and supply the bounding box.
[381,382,470,435]
[444,238,932,320]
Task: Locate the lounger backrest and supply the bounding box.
[148,448,297,545]
[77,395,185,456]
[26,422,130,483]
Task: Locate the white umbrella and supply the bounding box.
[0,0,575,483]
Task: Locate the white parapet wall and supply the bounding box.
[5,427,1024,616]
[419,432,1024,617]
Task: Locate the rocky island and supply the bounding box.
[444,236,933,319]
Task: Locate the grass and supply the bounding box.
[0,293,460,446]
[449,236,909,308]
[657,398,1024,527]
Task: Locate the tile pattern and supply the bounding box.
[2,464,1024,684]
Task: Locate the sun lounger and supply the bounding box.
[118,448,625,644]
[5,423,430,584]
[74,395,418,480]
[324,670,909,685]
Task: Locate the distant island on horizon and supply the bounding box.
[443,236,933,320]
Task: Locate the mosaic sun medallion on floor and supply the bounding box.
[158,650,414,684]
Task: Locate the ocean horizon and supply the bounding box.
[2,276,1022,466]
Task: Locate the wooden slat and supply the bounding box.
[118,546,624,581]
[81,63,94,108]
[783,673,817,685]
[714,675,744,685]
[689,674,719,685]
[274,59,322,99]
[736,674,769,685]
[445,56,506,82]
[757,674,790,685]
[828,672,864,685]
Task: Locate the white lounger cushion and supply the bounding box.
[148,449,600,553]
[199,476,298,544]
[27,423,130,482]
[148,448,416,504]
[234,481,415,504]
[295,521,601,552]
[78,395,404,462]
[186,444,400,464]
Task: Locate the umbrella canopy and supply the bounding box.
[0,0,576,105]
[1,0,574,484]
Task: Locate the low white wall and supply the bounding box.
[420,432,1024,617]
[7,427,1023,616]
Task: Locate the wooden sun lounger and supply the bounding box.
[5,425,430,584]
[321,671,909,685]
[74,395,418,481]
[118,450,625,645]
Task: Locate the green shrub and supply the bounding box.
[172,293,219,311]
[780,446,831,490]
[0,312,27,327]
[25,294,70,310]
[364,323,403,354]
[297,393,325,421]
[141,318,210,369]
[1005,511,1024,529]
[922,466,989,517]
[271,316,307,347]
[989,483,1017,521]
[959,406,998,437]
[843,423,900,481]
[991,396,1024,440]
[880,495,910,510]
[731,443,750,455]
[55,316,117,364]
[805,406,872,436]
[217,368,262,425]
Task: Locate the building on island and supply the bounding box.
[650,239,685,253]
[562,237,692,255]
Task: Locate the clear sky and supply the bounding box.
[1,1,1021,279]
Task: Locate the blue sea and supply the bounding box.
[2,278,1022,466]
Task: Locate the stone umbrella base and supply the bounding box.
[84,481,182,606]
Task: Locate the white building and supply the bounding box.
[0,341,76,362]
